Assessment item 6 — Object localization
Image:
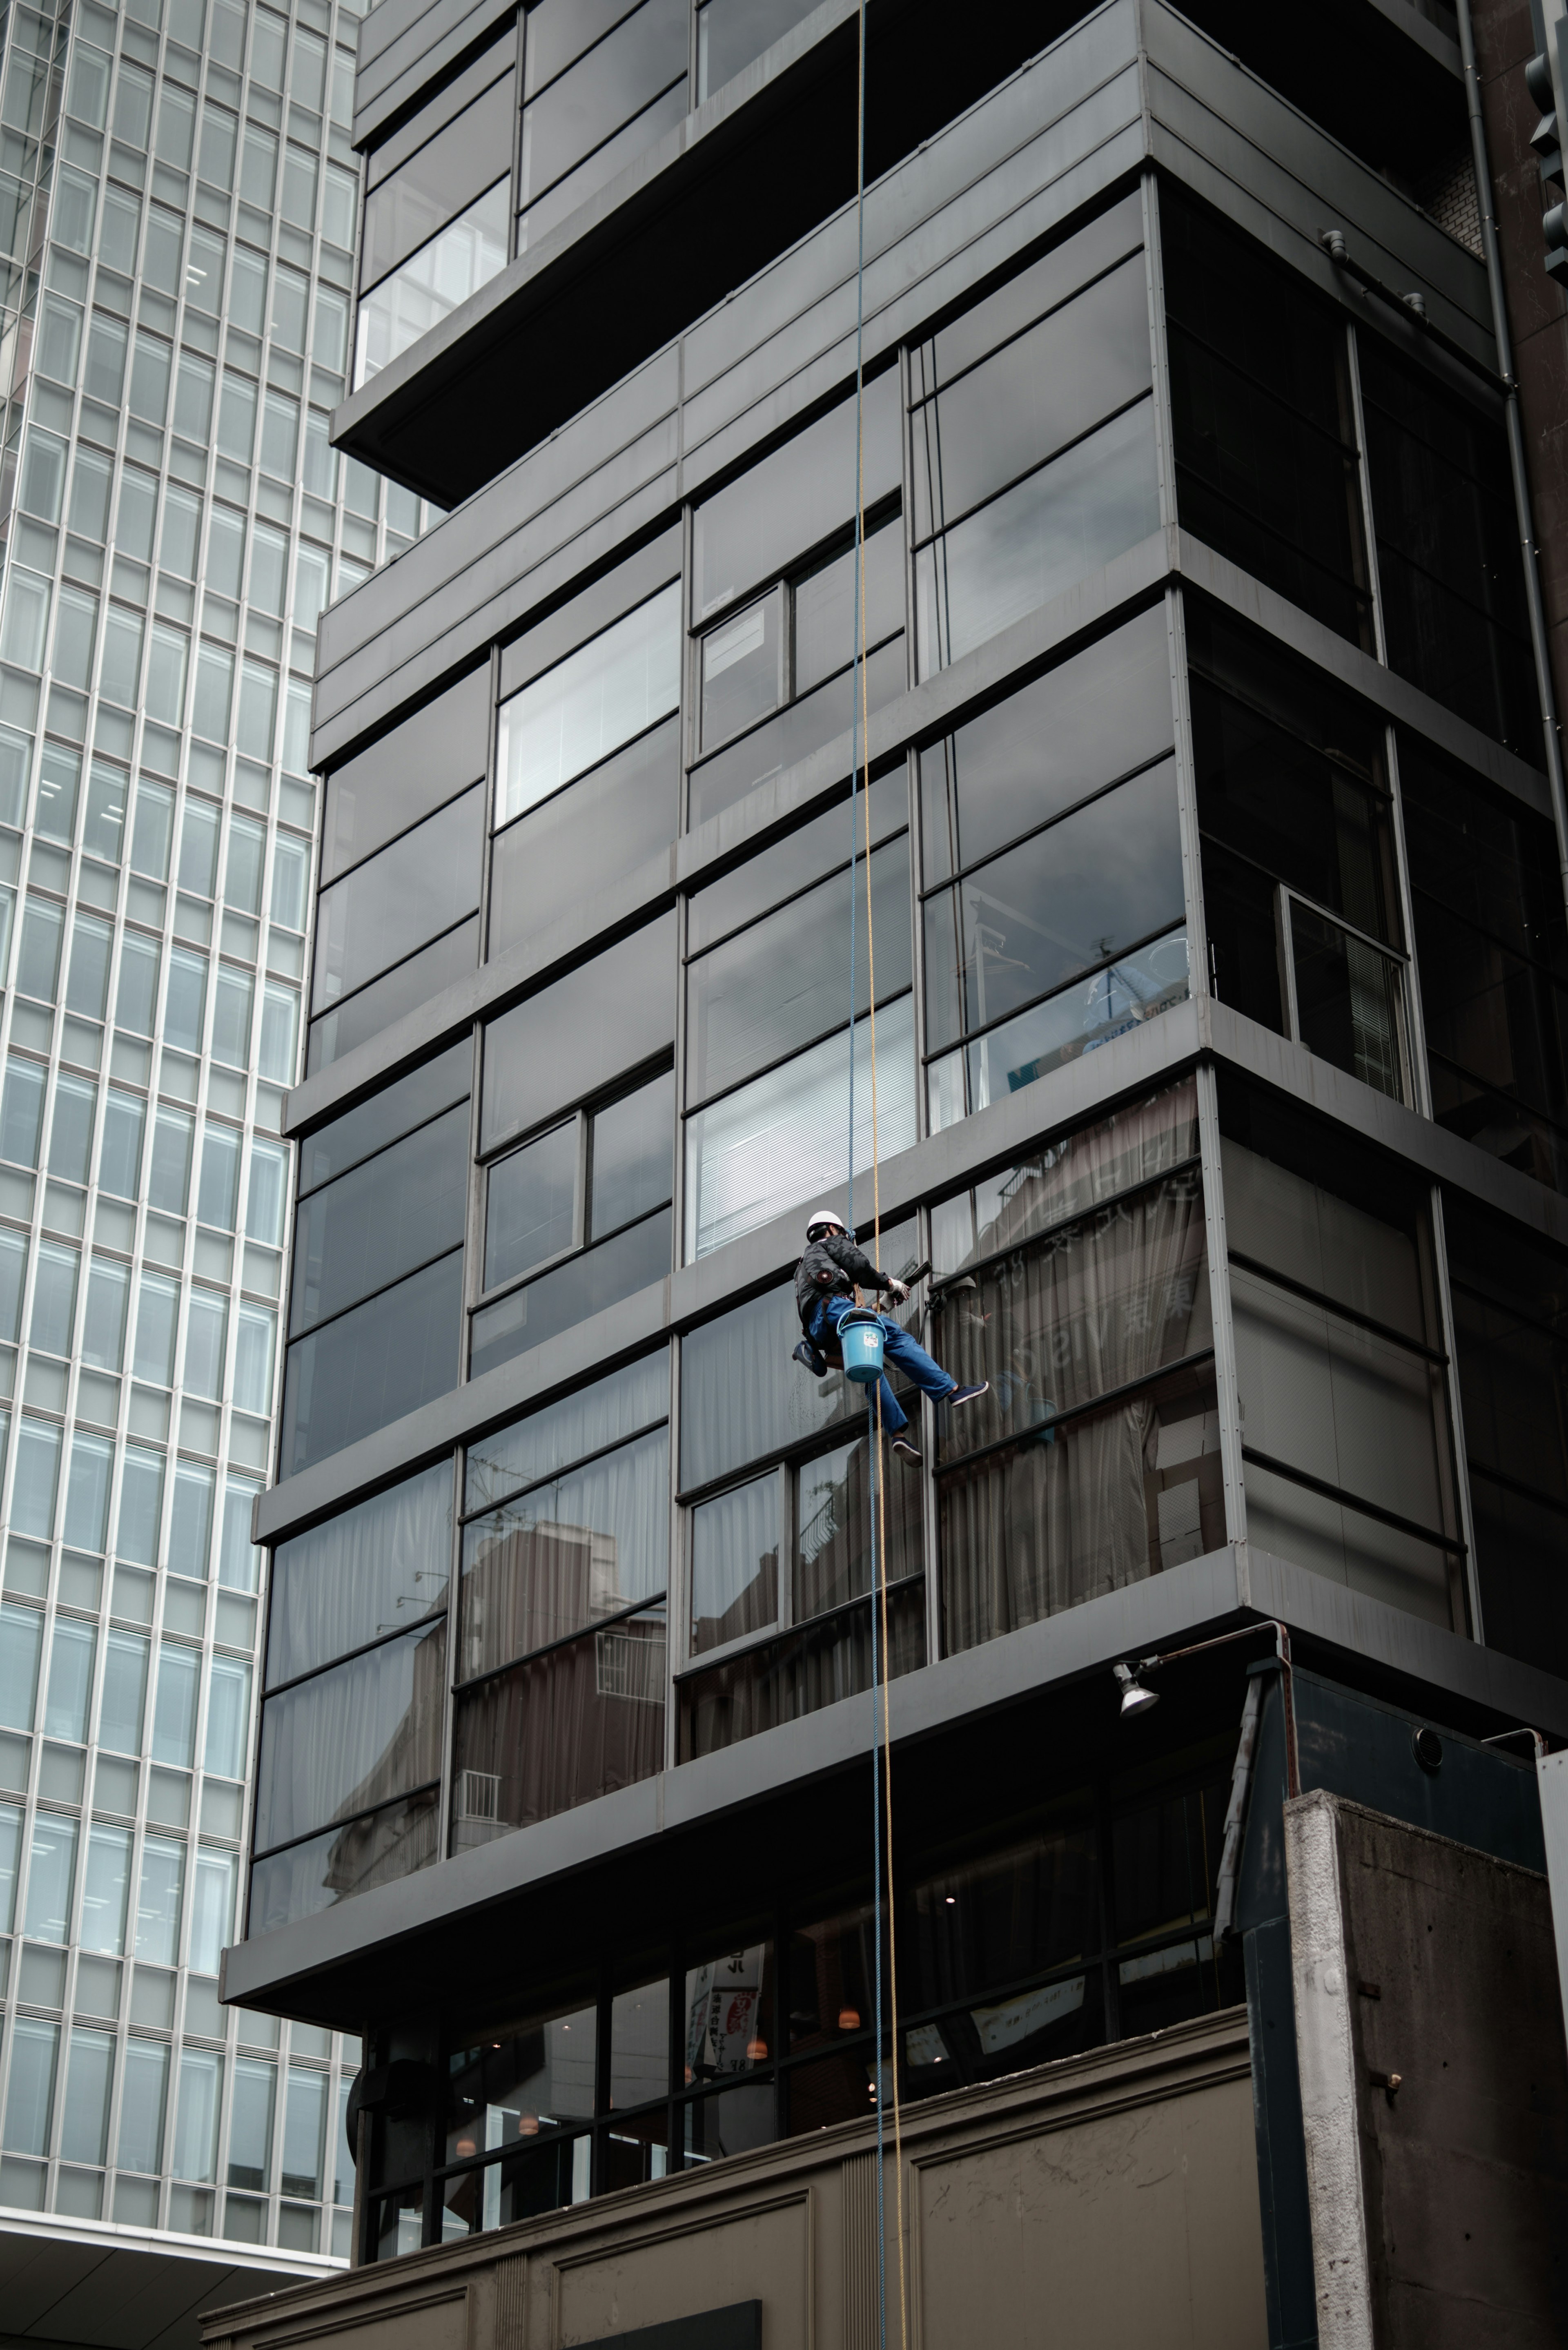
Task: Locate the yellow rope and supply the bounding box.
[856,291,909,2350]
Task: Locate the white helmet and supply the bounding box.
[805,1206,849,1244]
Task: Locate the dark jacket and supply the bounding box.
[794,1233,896,1330]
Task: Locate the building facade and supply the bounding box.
[224,0,1568,2338]
[0,0,439,2292]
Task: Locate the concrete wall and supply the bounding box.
[200,2013,1267,2350]
[1285,1789,1568,2349]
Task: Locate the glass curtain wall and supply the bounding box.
[0,0,434,2257]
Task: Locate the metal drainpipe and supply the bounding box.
[1455,0,1568,917]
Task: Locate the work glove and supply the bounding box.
[886,1278,910,1303]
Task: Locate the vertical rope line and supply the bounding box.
[845,8,884,2345]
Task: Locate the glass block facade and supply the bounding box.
[0,0,434,2256]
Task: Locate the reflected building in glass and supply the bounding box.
[0,0,440,2303]
[226,0,1568,2334]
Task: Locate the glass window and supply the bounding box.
[248,1790,440,1934]
[488,717,680,965]
[173,2048,223,2181]
[23,1814,78,1942]
[684,995,915,1261]
[268,1461,452,1690]
[60,2031,114,2166]
[30,1240,80,1355]
[516,0,686,241]
[79,1824,131,1955]
[228,2058,276,2190]
[117,2038,169,2175]
[49,1073,97,1184]
[64,1431,113,1552]
[1190,602,1408,1102]
[1221,1080,1462,1630]
[911,205,1155,677]
[1359,334,1537,760]
[1399,737,1568,1193]
[481,918,676,1157]
[98,1630,149,1755]
[485,1119,577,1291]
[312,785,482,1015]
[497,586,680,830]
[280,1249,463,1477]
[459,1427,669,1681]
[690,1473,778,1654]
[44,1617,96,1741]
[933,1086,1216,1652]
[694,372,901,621]
[135,1834,185,1963]
[1162,183,1372,650]
[291,1100,468,1336]
[1444,1197,1568,1679]
[0,1604,41,1732]
[253,1619,446,1854]
[444,1998,595,2165]
[2,2020,58,2157]
[354,182,508,386]
[687,837,911,1104]
[361,64,515,289]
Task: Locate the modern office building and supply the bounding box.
[217,0,1568,2341]
[0,0,441,2324]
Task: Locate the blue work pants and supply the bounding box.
[811,1294,955,1436]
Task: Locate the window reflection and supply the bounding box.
[911,202,1156,677]
[444,1999,595,2165]
[1221,1081,1464,1629]
[1400,734,1568,1192]
[1163,183,1372,650]
[690,1472,778,1655]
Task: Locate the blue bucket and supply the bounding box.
[837,1306,885,1387]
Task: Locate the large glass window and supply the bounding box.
[1221,1079,1465,1629]
[920,607,1187,1130]
[688,375,903,827]
[912,194,1158,678]
[490,581,681,962]
[1444,1197,1568,1680]
[518,0,687,250]
[281,1055,471,1476]
[677,1219,926,1756]
[361,49,515,292]
[932,1084,1216,1654]
[1163,183,1372,650]
[365,1753,1236,2254]
[473,930,677,1381]
[1359,335,1538,761]
[1190,602,1410,1103]
[267,1461,453,1692]
[451,1352,670,1848]
[1399,737,1568,1194]
[682,797,914,1260]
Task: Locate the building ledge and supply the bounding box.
[0,2208,343,2350]
[222,1542,1568,2027]
[331,0,1060,506]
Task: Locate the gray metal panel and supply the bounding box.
[1143,4,1492,366]
[256,985,1201,1548]
[221,1536,1568,2010]
[352,0,515,147]
[303,515,1551,1137]
[259,974,1568,1555]
[301,524,1172,1121]
[316,0,1496,773]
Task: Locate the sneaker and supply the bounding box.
[947,1381,989,1408]
[891,1435,922,1465]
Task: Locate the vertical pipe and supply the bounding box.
[1455,0,1568,919]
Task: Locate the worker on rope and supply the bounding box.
[792,1207,988,1463]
